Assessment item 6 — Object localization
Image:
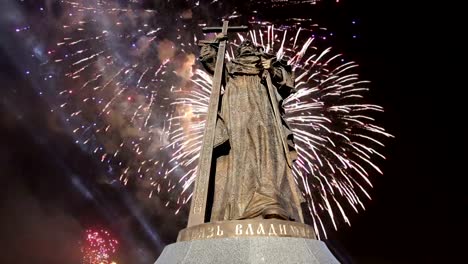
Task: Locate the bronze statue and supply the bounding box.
[198,33,305,223]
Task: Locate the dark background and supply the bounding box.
[0,0,462,263]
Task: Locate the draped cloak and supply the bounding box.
[199,42,305,222]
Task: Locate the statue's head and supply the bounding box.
[235,40,258,57]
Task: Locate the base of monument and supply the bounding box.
[155,236,340,264]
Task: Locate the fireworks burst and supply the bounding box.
[81,228,119,264]
[43,0,196,196]
[166,23,392,237]
[21,0,391,238]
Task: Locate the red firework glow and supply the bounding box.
[81,228,119,264]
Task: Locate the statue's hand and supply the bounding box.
[261,58,274,70]
[215,33,227,41]
[200,45,213,58]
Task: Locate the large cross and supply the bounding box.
[187,21,248,227]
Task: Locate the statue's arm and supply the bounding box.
[199,43,218,73]
[199,33,227,74]
[270,61,296,97]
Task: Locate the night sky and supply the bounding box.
[0,1,463,264]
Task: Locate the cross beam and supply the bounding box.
[202,25,249,33]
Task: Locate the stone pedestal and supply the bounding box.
[155,220,339,264]
[155,237,339,264]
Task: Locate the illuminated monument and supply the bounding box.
[155,21,339,264]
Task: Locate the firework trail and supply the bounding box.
[22,0,390,238]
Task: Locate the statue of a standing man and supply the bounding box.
[199,34,305,222]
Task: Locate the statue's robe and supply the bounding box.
[199,43,304,222]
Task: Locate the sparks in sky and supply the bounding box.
[166,24,392,238]
[82,228,119,264]
[19,0,390,238]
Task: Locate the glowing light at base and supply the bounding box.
[81,229,119,264]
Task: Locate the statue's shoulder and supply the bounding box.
[259,52,290,69]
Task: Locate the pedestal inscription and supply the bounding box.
[177,219,316,241]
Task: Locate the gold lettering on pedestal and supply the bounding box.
[246,224,254,235]
[236,224,243,235]
[268,224,277,236]
[300,227,306,237]
[216,225,224,236]
[289,226,299,236]
[198,227,205,239]
[279,224,287,235]
[206,227,214,239]
[190,228,203,240]
[177,220,317,242]
[256,224,266,235]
